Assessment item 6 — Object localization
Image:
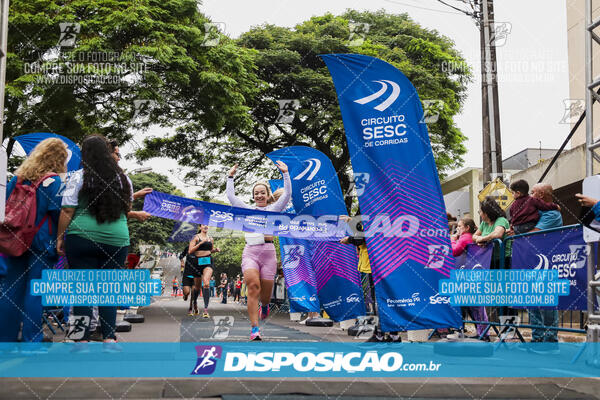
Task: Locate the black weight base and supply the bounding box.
[123,313,145,323]
[305,317,333,327]
[115,321,132,332]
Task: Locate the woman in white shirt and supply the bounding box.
[226,161,291,340]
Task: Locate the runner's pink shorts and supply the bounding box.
[241,243,278,280]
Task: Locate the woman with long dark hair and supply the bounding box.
[57,135,133,345]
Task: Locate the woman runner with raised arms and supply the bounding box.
[226,161,291,340]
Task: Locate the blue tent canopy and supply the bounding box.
[12,132,81,172]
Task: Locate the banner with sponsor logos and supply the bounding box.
[268,147,365,321]
[322,54,462,331]
[269,179,320,314]
[511,226,587,310]
[455,243,494,270]
[143,191,345,240]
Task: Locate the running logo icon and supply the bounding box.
[65,315,90,341]
[282,245,305,269]
[425,245,449,269]
[354,80,401,112]
[352,173,370,197]
[294,158,321,180]
[211,316,234,339]
[191,345,222,375]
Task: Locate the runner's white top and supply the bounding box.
[226,172,292,212]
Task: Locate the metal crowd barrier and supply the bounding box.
[460,224,588,342]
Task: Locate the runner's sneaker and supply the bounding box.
[188,308,194,316]
[259,304,270,320]
[102,340,123,353]
[203,309,210,319]
[250,326,262,341]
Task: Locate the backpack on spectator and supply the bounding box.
[0,173,58,257]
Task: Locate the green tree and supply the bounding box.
[138,10,471,209]
[5,0,255,147]
[128,171,182,251]
[211,230,245,278]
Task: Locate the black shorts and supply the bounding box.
[185,255,213,278]
[182,275,195,287]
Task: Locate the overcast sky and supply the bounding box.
[124,0,571,195]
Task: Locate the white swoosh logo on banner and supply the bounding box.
[354,80,401,112]
[295,158,321,180]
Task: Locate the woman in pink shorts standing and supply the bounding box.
[226,161,291,340]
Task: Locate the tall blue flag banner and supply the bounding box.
[268,148,366,321]
[143,191,345,240]
[511,226,588,310]
[13,132,81,172]
[267,146,347,216]
[270,179,320,314]
[322,54,462,331]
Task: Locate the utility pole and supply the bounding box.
[0,0,9,223]
[436,0,503,186]
[479,0,503,185]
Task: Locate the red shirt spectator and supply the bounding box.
[509,195,558,227]
[126,253,140,269]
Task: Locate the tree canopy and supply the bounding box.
[137,9,472,208]
[128,171,183,251]
[5,0,256,146]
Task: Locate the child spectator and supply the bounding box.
[508,179,558,234]
[450,218,477,257]
[451,218,489,341]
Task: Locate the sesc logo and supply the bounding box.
[309,294,318,302]
[429,293,450,305]
[425,245,449,269]
[295,158,321,181]
[191,345,222,375]
[346,293,361,303]
[283,245,305,269]
[209,209,233,223]
[354,80,401,112]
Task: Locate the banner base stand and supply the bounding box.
[339,319,356,330]
[305,317,333,327]
[407,329,431,342]
[115,321,132,332]
[124,313,145,323]
[289,313,302,321]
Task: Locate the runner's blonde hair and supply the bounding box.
[15,138,68,182]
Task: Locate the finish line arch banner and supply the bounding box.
[322,53,462,331]
[143,191,346,240]
[268,147,365,321]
